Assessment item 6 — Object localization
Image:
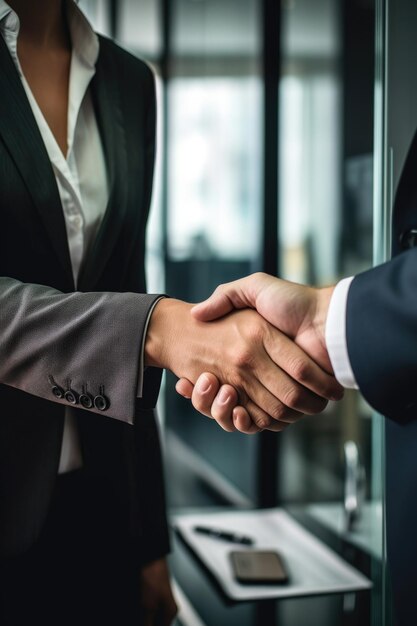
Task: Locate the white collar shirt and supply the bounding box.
[0,0,109,473]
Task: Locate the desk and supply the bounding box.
[170,507,380,626]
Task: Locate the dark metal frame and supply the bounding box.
[257,0,282,507]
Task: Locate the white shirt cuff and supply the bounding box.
[137,296,165,398]
[325,277,359,389]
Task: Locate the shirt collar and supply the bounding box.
[66,0,99,69]
[0,0,99,68]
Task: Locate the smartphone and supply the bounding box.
[230,550,289,585]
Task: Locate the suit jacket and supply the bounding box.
[0,33,169,563]
[346,129,417,624]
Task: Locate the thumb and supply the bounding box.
[191,292,241,321]
[175,377,194,398]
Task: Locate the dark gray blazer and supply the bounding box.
[346,130,417,625]
[0,33,169,563]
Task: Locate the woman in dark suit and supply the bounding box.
[0,0,176,623]
[0,1,343,624]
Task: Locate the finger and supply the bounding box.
[264,420,292,432]
[249,332,332,413]
[203,384,237,432]
[243,396,302,429]
[232,406,261,434]
[192,274,270,321]
[233,396,272,431]
[175,377,194,399]
[190,373,221,418]
[239,360,320,420]
[210,385,239,422]
[191,292,236,322]
[264,330,344,402]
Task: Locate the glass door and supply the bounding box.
[278,1,387,624]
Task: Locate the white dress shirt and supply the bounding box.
[0,0,108,472]
[325,277,359,389]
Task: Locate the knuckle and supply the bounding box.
[289,357,311,383]
[254,415,272,430]
[247,315,265,335]
[282,384,305,409]
[233,347,254,369]
[249,323,265,345]
[268,402,286,421]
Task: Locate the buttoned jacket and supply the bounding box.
[0,33,169,562]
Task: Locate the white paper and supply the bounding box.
[173,508,372,601]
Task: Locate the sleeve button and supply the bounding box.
[94,395,109,411]
[94,386,110,411]
[64,389,79,405]
[80,393,94,409]
[52,385,64,399]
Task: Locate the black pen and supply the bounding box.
[193,525,255,546]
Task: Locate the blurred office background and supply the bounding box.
[80,1,389,624]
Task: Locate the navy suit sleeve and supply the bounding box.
[346,247,417,422]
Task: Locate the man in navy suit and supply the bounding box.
[176,129,417,625]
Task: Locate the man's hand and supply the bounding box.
[192,273,334,372]
[146,296,342,432]
[175,274,338,432]
[139,557,177,626]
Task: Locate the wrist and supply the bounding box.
[145,298,192,369]
[313,285,335,350]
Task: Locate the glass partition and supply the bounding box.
[278,1,386,624]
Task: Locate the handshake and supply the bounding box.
[145,273,344,434]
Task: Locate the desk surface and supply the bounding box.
[170,507,380,626]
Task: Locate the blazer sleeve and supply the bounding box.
[0,276,162,423]
[346,247,417,422]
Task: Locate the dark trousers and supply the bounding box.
[0,470,141,626]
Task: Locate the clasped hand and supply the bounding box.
[174,273,341,433]
[145,274,342,434]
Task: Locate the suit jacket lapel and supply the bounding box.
[0,36,74,289]
[77,40,128,291]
